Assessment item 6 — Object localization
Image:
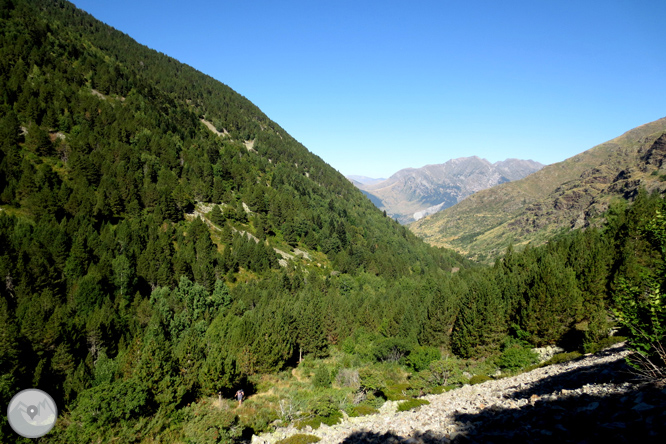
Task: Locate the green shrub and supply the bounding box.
[296,394,342,429]
[241,406,279,435]
[340,328,380,361]
[299,359,314,371]
[358,366,386,394]
[397,398,429,412]
[381,383,409,401]
[372,337,413,363]
[428,357,465,386]
[312,366,330,389]
[543,351,582,366]
[276,434,321,444]
[350,404,379,417]
[296,412,342,430]
[340,353,363,369]
[341,337,355,355]
[181,402,242,444]
[583,336,626,354]
[365,392,386,409]
[404,346,441,372]
[469,374,491,385]
[497,346,539,371]
[405,371,428,396]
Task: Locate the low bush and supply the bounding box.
[350,404,379,417]
[312,366,330,388]
[381,383,410,401]
[583,336,626,354]
[497,346,539,371]
[397,398,430,412]
[240,406,279,435]
[404,346,441,372]
[469,374,491,385]
[372,337,413,363]
[295,394,343,430]
[295,412,342,430]
[276,434,321,444]
[358,366,386,394]
[429,386,445,395]
[365,392,386,409]
[181,402,242,444]
[543,351,582,366]
[428,357,465,386]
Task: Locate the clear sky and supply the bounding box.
[70,0,666,179]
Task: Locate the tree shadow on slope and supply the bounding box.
[449,351,666,443]
[336,347,666,443]
[340,430,449,444]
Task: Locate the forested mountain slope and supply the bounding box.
[0,0,470,440]
[410,117,666,262]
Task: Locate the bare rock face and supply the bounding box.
[349,157,543,224]
[642,134,666,168]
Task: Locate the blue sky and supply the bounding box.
[71,0,666,178]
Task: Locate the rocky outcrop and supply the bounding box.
[641,134,666,168]
[255,343,666,443]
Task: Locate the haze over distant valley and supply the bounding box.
[348,157,544,224]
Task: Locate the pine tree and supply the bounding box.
[519,253,583,346]
[419,279,459,350]
[451,271,508,358]
[210,204,224,226]
[24,121,52,156]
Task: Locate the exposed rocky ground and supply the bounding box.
[254,343,666,443]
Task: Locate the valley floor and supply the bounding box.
[256,343,666,443]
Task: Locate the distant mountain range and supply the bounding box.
[347,175,386,186]
[348,157,544,224]
[410,117,666,262]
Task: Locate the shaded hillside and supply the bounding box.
[410,117,666,262]
[354,157,542,224]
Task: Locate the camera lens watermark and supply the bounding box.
[7,389,57,438]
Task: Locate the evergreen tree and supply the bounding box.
[451,271,508,358]
[419,278,458,350]
[518,253,583,346]
[209,204,224,226]
[24,121,52,155]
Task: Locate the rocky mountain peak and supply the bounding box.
[349,157,543,224]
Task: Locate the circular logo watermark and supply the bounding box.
[7,389,57,438]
